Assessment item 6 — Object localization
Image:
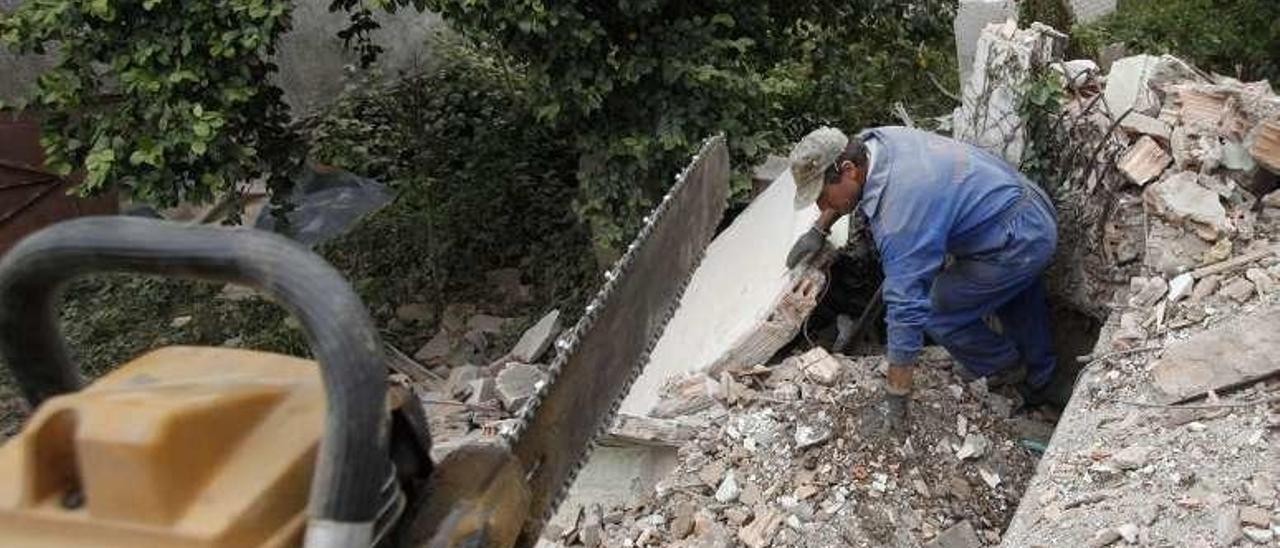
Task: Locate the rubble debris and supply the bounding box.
[1243,526,1275,544]
[1118,136,1173,186]
[600,413,695,448]
[1143,171,1231,240]
[1151,306,1280,402]
[793,423,831,449]
[955,433,991,461]
[495,362,546,411]
[1250,118,1280,174]
[1217,505,1245,546]
[924,520,981,548]
[795,347,842,386]
[1167,272,1194,302]
[1219,276,1255,303]
[713,470,740,503]
[510,310,561,363]
[737,510,783,548]
[1245,267,1275,295]
[1118,112,1172,142]
[1105,54,1162,117]
[465,377,496,405]
[1239,506,1272,528]
[1110,444,1154,470]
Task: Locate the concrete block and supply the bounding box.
[954,0,1018,82]
[1150,305,1280,402]
[510,310,561,363]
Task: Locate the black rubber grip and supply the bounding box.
[0,216,389,524]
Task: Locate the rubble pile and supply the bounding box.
[544,348,1053,548]
[388,294,563,458]
[998,46,1280,547]
[1051,51,1280,354]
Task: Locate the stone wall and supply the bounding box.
[0,0,443,115]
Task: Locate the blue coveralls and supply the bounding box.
[856,127,1058,388]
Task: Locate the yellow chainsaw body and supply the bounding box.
[0,346,326,547]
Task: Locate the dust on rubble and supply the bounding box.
[547,350,1054,548]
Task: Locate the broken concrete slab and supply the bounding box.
[1143,171,1231,241]
[1118,112,1172,142]
[1104,54,1162,117]
[1117,136,1172,186]
[465,377,496,405]
[495,362,546,411]
[621,169,850,415]
[510,310,560,363]
[1150,305,1280,402]
[954,20,1066,165]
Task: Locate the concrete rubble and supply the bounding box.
[996,48,1280,546]
[538,352,1051,547]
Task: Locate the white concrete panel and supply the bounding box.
[954,0,1018,83]
[621,170,848,415]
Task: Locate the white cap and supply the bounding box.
[788,127,848,210]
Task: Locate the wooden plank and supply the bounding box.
[1150,305,1280,403]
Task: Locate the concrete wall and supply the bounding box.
[0,0,442,115]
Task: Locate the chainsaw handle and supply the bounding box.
[0,216,390,544]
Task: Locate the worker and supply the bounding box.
[785,126,1060,427]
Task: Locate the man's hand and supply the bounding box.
[857,363,914,436]
[785,226,826,268]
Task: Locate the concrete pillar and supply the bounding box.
[954,0,1018,84]
[1070,0,1116,24]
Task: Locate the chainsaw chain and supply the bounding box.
[503,135,726,536]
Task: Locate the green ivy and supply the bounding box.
[1074,0,1280,86]
[424,0,959,257]
[0,0,310,213]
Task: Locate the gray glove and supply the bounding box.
[785,226,826,268]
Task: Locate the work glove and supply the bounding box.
[785,226,826,268]
[857,364,913,436]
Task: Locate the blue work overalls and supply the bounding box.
[856,127,1058,388]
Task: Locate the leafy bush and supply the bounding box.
[0,0,305,212]
[307,38,599,325]
[1075,0,1280,85]
[424,0,959,256]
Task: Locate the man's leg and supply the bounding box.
[926,259,1036,379]
[994,276,1056,388]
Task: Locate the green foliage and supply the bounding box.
[0,0,304,211]
[307,38,599,327]
[424,0,959,256]
[1017,68,1068,190]
[1075,0,1280,85]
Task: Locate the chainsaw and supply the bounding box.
[0,136,729,547]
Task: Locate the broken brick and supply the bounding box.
[1118,136,1172,186]
[1249,118,1280,174]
